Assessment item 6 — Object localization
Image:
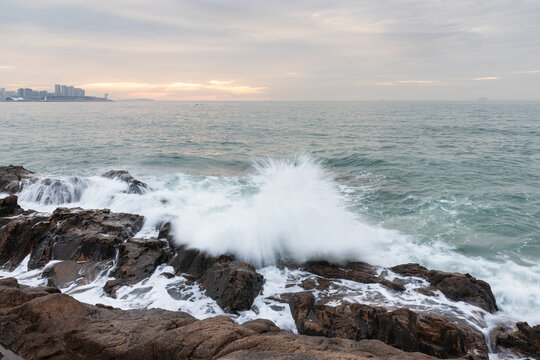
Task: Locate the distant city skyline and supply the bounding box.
[1,1,539,100]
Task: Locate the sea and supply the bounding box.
[1,101,539,351]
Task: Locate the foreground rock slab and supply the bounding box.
[0,278,439,360]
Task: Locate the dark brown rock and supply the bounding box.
[104,238,173,296]
[496,322,540,359]
[391,263,498,313]
[0,214,49,269]
[170,245,225,277]
[42,260,111,289]
[28,207,144,269]
[288,292,488,359]
[0,279,439,360]
[0,277,60,308]
[202,260,264,312]
[102,170,148,194]
[0,196,22,217]
[303,261,406,292]
[0,165,34,194]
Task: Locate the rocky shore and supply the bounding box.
[1,166,539,359]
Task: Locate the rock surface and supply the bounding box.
[0,278,439,360]
[101,170,148,194]
[0,213,49,269]
[104,238,173,296]
[495,322,540,359]
[390,263,498,313]
[0,196,23,217]
[302,261,406,291]
[0,166,34,194]
[289,292,488,359]
[28,207,144,269]
[202,260,264,312]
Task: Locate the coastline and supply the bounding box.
[1,165,539,359]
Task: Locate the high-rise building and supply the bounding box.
[61,85,68,96]
[55,84,61,96]
[0,88,5,98]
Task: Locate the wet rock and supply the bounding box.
[43,260,111,289]
[0,214,49,269]
[0,165,34,193]
[170,245,226,277]
[0,277,60,308]
[157,220,173,241]
[28,207,144,269]
[0,279,440,360]
[391,263,498,313]
[102,170,148,194]
[289,292,488,359]
[202,260,264,312]
[496,322,540,359]
[0,196,22,217]
[104,238,173,296]
[302,261,406,292]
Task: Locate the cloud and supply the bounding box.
[513,70,540,74]
[472,77,499,80]
[0,65,13,70]
[82,80,266,99]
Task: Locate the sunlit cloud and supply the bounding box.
[513,70,540,74]
[377,80,441,86]
[473,77,499,80]
[81,80,266,99]
[0,65,13,70]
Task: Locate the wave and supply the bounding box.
[13,155,540,326]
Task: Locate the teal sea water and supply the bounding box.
[1,101,539,325]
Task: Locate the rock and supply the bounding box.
[288,292,488,359]
[42,260,111,289]
[28,207,144,269]
[0,279,440,360]
[202,260,264,312]
[102,170,148,194]
[0,165,34,193]
[0,277,60,308]
[390,263,498,313]
[0,214,49,269]
[104,238,173,296]
[170,245,225,277]
[0,196,22,217]
[496,322,540,359]
[302,261,406,292]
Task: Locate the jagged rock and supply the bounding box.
[170,245,226,277]
[28,207,144,269]
[0,277,60,308]
[157,220,173,241]
[0,214,49,269]
[0,165,34,194]
[43,260,111,289]
[102,170,148,194]
[104,238,173,296]
[496,322,540,359]
[202,260,264,312]
[289,292,488,359]
[0,279,440,360]
[390,263,498,313]
[302,261,406,292]
[0,196,22,217]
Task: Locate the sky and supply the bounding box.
[0,0,539,100]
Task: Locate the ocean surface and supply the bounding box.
[1,101,539,333]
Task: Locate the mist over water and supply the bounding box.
[1,101,540,326]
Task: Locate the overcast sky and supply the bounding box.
[1,0,539,100]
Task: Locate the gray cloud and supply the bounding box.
[1,0,539,99]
